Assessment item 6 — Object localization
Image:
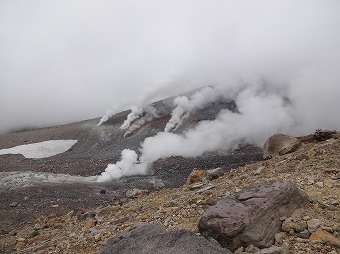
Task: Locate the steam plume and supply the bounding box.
[121,105,160,137]
[97,109,117,126]
[164,86,230,132]
[97,82,295,182]
[120,106,144,129]
[97,149,149,182]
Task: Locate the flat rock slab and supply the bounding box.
[99,222,232,254]
[198,181,309,251]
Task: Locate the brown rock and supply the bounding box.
[83,218,97,231]
[324,179,334,188]
[297,134,315,143]
[254,166,265,175]
[33,223,42,230]
[198,181,309,250]
[315,182,324,188]
[307,219,321,233]
[274,232,288,245]
[307,149,316,160]
[324,168,339,174]
[310,229,340,248]
[31,235,47,243]
[94,233,102,242]
[16,241,25,250]
[282,218,307,233]
[186,169,206,185]
[263,134,301,160]
[188,183,204,190]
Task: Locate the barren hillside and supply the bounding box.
[0,130,339,253]
[0,98,262,239]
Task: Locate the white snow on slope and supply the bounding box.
[0,171,97,190]
[0,140,78,159]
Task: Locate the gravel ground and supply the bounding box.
[0,132,339,253]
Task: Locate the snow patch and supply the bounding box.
[0,140,78,159]
[0,171,97,190]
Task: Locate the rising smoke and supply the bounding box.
[98,149,149,181]
[97,82,296,181]
[1,1,339,179]
[120,105,160,137]
[164,86,226,132]
[98,29,340,182]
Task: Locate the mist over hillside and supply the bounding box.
[1,1,340,134]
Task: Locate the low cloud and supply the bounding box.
[1,1,339,136]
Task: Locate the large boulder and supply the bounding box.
[263,134,301,159]
[99,222,232,254]
[198,181,309,251]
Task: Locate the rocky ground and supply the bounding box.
[1,132,339,253]
[0,142,261,237]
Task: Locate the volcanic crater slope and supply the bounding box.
[0,96,262,234]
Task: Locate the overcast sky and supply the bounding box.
[1,1,340,133]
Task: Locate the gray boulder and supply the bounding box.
[206,168,225,181]
[99,222,232,254]
[263,134,301,159]
[198,181,309,251]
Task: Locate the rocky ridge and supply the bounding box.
[0,131,340,253]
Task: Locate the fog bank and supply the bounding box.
[1,1,340,134]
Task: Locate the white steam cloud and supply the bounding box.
[164,96,189,132]
[97,109,118,126]
[98,149,149,181]
[121,106,145,129]
[165,86,226,132]
[140,85,293,162]
[2,1,340,181]
[97,82,295,182]
[121,105,160,137]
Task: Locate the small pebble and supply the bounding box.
[10,202,18,207]
[315,182,324,188]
